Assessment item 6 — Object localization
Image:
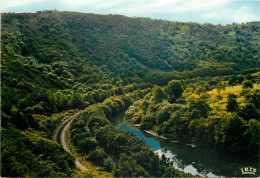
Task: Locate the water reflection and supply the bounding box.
[157,139,259,177]
[113,114,259,177]
[117,122,161,151]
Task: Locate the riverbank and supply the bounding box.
[144,130,167,140]
[134,124,178,143]
[116,110,258,177]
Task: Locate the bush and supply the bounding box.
[86,149,108,166]
[163,167,194,177]
[242,80,253,88]
[189,99,211,118]
[103,159,114,172]
[237,104,258,121]
[226,98,238,113]
[77,137,98,154]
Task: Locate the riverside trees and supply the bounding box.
[126,77,260,155]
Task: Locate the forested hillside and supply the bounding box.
[1,11,259,177]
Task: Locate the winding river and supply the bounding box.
[112,113,259,177]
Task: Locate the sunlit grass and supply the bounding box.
[207,83,260,111]
[184,83,259,111]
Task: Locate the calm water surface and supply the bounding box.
[113,113,259,177]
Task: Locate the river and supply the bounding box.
[112,113,259,177]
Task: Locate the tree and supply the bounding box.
[215,115,246,153]
[163,167,193,177]
[242,80,253,88]
[70,92,85,109]
[228,75,237,85]
[140,100,149,111]
[77,137,98,154]
[156,105,172,124]
[242,119,260,154]
[189,99,211,118]
[168,115,190,142]
[140,115,155,130]
[165,80,184,103]
[153,86,167,103]
[103,159,114,172]
[196,86,205,96]
[86,149,108,166]
[216,81,225,94]
[113,154,149,177]
[249,90,260,109]
[226,97,238,113]
[238,104,258,121]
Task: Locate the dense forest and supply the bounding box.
[1,10,259,177]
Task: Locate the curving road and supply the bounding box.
[54,112,88,172]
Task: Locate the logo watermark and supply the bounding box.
[241,167,256,175]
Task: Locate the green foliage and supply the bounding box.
[242,80,253,88]
[1,11,260,177]
[189,99,212,118]
[243,119,260,153]
[153,86,167,103]
[155,103,174,125]
[77,137,98,154]
[126,75,260,156]
[165,80,184,103]
[140,115,156,130]
[69,92,164,176]
[215,115,246,153]
[226,97,238,113]
[248,89,260,108]
[188,117,217,145]
[167,114,190,142]
[237,103,258,121]
[70,92,86,109]
[86,148,108,167]
[113,154,149,177]
[163,167,194,177]
[228,75,244,85]
[1,128,75,177]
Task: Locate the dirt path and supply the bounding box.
[54,113,88,172]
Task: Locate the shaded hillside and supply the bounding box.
[2,11,260,77]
